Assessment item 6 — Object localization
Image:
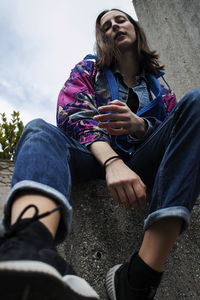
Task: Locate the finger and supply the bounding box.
[123,184,139,209]
[106,128,128,135]
[108,185,119,203]
[94,113,128,122]
[117,186,130,206]
[98,105,127,114]
[132,180,147,209]
[98,121,128,128]
[108,100,126,106]
[112,183,136,208]
[109,184,127,206]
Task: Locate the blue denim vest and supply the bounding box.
[115,73,151,111]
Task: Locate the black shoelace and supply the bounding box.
[0,204,62,242]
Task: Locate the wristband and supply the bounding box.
[103,155,122,168]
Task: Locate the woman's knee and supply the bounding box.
[24,118,49,132]
[23,118,62,138]
[19,119,63,147]
[22,119,83,153]
[182,88,200,105]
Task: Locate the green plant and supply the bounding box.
[0,111,24,160]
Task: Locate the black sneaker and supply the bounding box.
[106,263,157,300]
[0,204,99,300]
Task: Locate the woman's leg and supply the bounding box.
[128,88,200,231]
[5,118,104,242]
[139,217,182,271]
[106,89,200,300]
[0,118,102,299]
[137,89,200,273]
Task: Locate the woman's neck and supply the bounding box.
[117,51,140,87]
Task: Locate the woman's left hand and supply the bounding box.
[93,100,146,138]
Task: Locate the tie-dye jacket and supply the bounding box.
[57,56,177,153]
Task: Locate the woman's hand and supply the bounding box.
[105,158,147,209]
[93,100,147,138]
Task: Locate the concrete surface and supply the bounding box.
[133,0,200,100]
[0,159,200,299]
[0,160,13,215]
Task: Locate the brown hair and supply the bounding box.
[95,9,164,74]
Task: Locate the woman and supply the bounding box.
[0,8,199,300]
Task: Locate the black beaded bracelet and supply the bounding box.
[103,155,122,168]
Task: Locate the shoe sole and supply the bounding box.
[0,261,99,300]
[106,264,122,300]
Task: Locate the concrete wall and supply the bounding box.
[1,159,200,299]
[132,0,200,298]
[133,0,200,99]
[0,159,13,214]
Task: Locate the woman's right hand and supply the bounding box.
[90,141,147,209]
[105,159,147,209]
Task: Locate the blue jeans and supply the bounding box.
[4,120,104,243]
[126,89,200,231]
[4,89,200,242]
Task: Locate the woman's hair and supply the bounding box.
[95,8,164,74]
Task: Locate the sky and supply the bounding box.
[0,0,137,126]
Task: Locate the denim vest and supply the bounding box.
[115,72,152,111]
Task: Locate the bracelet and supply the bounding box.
[103,155,122,168]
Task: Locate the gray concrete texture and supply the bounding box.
[0,159,200,299]
[133,0,200,100]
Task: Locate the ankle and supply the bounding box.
[128,253,163,289]
[139,250,165,272]
[11,196,61,238]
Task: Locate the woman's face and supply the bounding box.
[100,10,137,52]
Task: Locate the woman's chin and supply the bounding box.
[117,42,136,53]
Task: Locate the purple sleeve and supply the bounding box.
[57,59,110,146]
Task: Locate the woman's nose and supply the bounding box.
[112,23,119,31]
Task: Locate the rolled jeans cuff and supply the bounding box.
[144,206,191,233]
[3,180,72,243]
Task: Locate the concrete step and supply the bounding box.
[0,159,200,299]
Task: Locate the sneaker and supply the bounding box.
[0,204,99,300]
[106,263,157,300]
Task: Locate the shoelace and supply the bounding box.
[0,204,62,241]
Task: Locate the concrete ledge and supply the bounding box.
[1,160,200,299]
[60,181,200,299]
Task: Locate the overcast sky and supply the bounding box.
[0,0,137,126]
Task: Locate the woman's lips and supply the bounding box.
[115,32,126,41]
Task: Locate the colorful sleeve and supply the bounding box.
[147,81,177,126]
[147,88,177,127]
[161,81,177,113]
[57,59,110,146]
[162,89,177,112]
